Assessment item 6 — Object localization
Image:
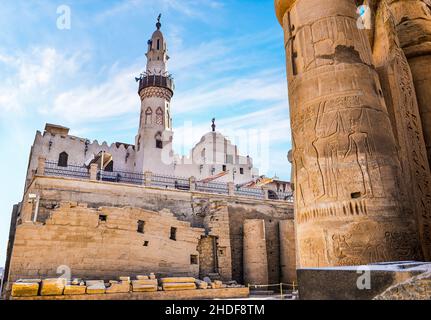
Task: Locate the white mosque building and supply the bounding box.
[24,18,291,197]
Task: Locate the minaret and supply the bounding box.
[135,15,175,175]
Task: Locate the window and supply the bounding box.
[240,168,244,175]
[137,220,145,234]
[156,107,164,126]
[143,241,149,247]
[145,107,152,125]
[190,255,198,265]
[105,161,113,172]
[170,227,177,241]
[222,165,227,172]
[156,139,163,149]
[99,215,107,222]
[157,39,160,50]
[58,152,68,167]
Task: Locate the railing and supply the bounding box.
[98,170,144,185]
[196,181,229,195]
[151,174,190,190]
[138,75,175,93]
[43,161,293,202]
[45,161,90,179]
[235,187,265,199]
[276,191,294,202]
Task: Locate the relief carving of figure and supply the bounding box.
[344,111,373,197]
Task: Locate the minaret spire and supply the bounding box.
[156,14,162,30]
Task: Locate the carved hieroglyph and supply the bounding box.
[387,0,431,169]
[275,0,423,268]
[372,0,431,260]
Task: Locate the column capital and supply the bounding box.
[274,0,297,25]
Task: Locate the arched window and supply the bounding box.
[145,107,152,125]
[58,152,68,167]
[157,39,160,50]
[156,107,164,126]
[105,161,114,172]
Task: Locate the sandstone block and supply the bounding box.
[162,282,197,291]
[136,275,149,280]
[149,273,156,280]
[11,282,40,297]
[40,278,67,296]
[86,282,106,294]
[132,280,157,292]
[106,281,130,294]
[64,285,87,295]
[160,277,195,284]
[119,276,130,282]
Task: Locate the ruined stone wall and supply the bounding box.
[243,220,269,286]
[7,203,204,292]
[11,175,293,286]
[227,202,293,284]
[279,220,297,284]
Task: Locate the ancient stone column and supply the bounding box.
[243,219,268,286]
[372,1,431,260]
[388,0,431,169]
[275,0,423,268]
[279,220,297,284]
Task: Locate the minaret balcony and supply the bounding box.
[138,75,175,95]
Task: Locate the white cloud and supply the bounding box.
[0,48,85,113]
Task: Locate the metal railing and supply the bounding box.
[98,170,144,185]
[235,187,265,199]
[43,161,293,202]
[196,181,229,195]
[151,173,190,190]
[276,191,294,202]
[45,161,90,179]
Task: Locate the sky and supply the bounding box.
[0,0,291,267]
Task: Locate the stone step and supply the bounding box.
[250,290,275,296]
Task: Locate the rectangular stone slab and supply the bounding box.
[86,283,106,295]
[11,282,40,297]
[132,283,158,292]
[106,282,130,294]
[160,277,195,284]
[162,283,197,291]
[132,279,158,286]
[64,285,87,295]
[40,279,66,296]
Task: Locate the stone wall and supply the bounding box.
[227,202,292,284]
[7,175,293,290]
[7,203,204,292]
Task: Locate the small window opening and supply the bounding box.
[137,220,145,233]
[156,139,163,149]
[240,168,244,174]
[143,241,149,247]
[170,227,177,241]
[190,255,198,265]
[222,165,227,172]
[99,215,107,222]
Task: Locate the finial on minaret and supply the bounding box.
[156,14,162,30]
[211,118,216,132]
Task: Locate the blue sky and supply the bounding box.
[0,0,291,267]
